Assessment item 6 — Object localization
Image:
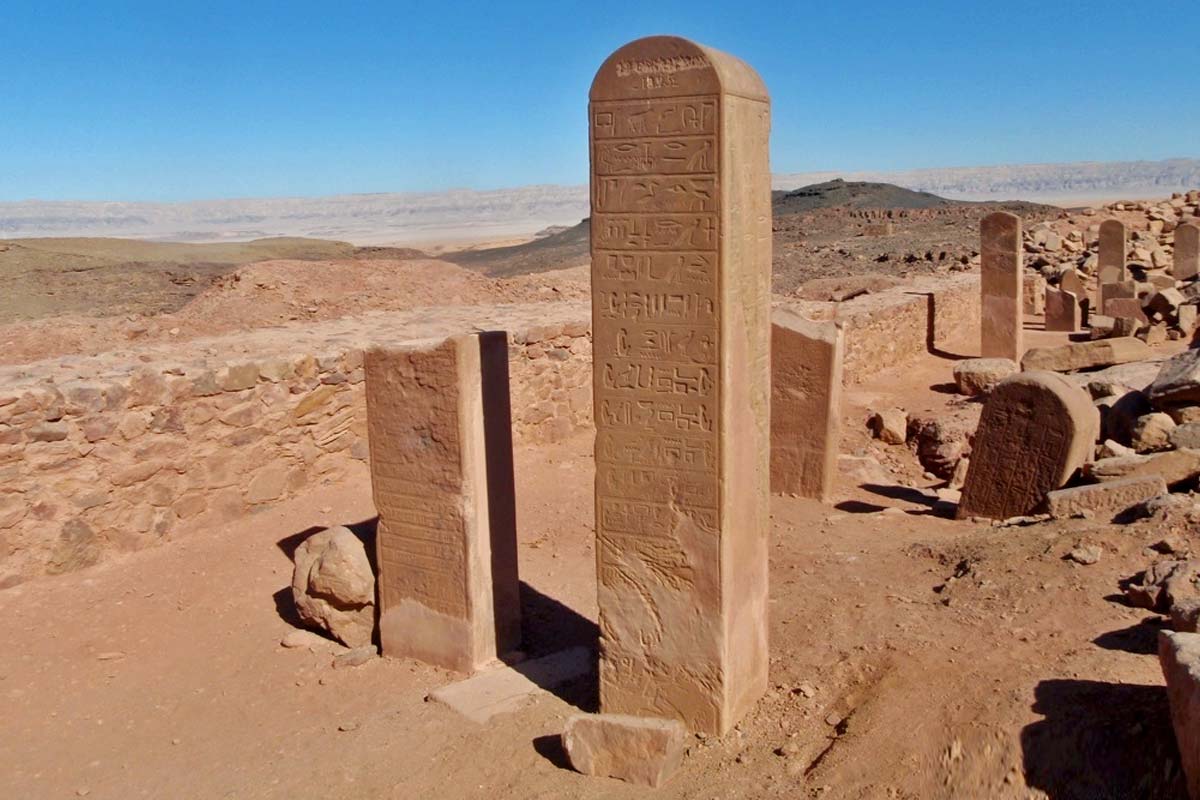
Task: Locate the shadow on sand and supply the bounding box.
[1021,678,1184,799]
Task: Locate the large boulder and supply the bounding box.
[291,526,376,648]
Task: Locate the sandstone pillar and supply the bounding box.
[980,211,1023,360]
[1098,219,1127,285]
[770,310,843,502]
[365,333,520,673]
[1177,222,1200,282]
[589,35,771,735]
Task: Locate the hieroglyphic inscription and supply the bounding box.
[592,97,721,536]
[366,342,469,619]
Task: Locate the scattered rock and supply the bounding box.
[1131,412,1177,452]
[1150,349,1200,407]
[1066,544,1101,565]
[292,526,376,648]
[333,645,378,669]
[562,713,687,788]
[952,358,1017,396]
[869,407,907,445]
[280,629,343,652]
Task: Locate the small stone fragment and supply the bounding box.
[333,645,378,669]
[952,358,1018,396]
[1066,545,1101,565]
[1131,412,1177,452]
[869,408,907,445]
[562,713,688,788]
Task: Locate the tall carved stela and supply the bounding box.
[589,36,771,735]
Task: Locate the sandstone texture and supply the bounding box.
[1045,476,1166,520]
[958,372,1097,520]
[952,358,1017,396]
[562,714,688,788]
[1150,349,1200,407]
[291,526,375,648]
[1159,631,1200,800]
[589,35,770,735]
[980,211,1023,361]
[1020,337,1151,373]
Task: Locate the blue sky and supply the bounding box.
[2,0,1197,202]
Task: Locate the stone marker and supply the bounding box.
[563,713,688,788]
[1100,280,1138,318]
[1060,268,1086,298]
[1159,630,1200,799]
[590,35,771,735]
[1177,222,1200,282]
[980,211,1023,361]
[1044,286,1082,332]
[1020,337,1151,373]
[1098,219,1127,285]
[1045,475,1166,520]
[957,372,1097,520]
[365,333,520,673]
[770,310,842,502]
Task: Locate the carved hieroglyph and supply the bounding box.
[770,310,843,502]
[1177,222,1200,282]
[981,211,1023,361]
[957,371,1097,520]
[365,333,520,673]
[1099,219,1128,286]
[589,36,771,735]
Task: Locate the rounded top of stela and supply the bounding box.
[589,35,768,103]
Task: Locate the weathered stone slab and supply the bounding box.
[428,647,593,724]
[1061,268,1086,298]
[563,713,688,788]
[1044,287,1082,332]
[1159,630,1200,800]
[953,358,1017,396]
[1176,222,1200,282]
[365,333,520,673]
[1098,219,1127,285]
[1021,337,1151,373]
[1150,348,1200,406]
[957,372,1097,520]
[770,310,842,501]
[1045,476,1166,520]
[590,35,771,735]
[981,211,1023,360]
[1085,448,1200,487]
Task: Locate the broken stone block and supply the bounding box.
[1131,412,1177,452]
[1159,631,1200,800]
[869,407,907,445]
[1045,476,1167,520]
[1150,349,1200,407]
[957,372,1098,520]
[1020,337,1152,373]
[1023,271,1046,316]
[770,311,842,502]
[292,526,375,648]
[952,358,1017,396]
[1044,287,1082,332]
[1147,287,1186,320]
[1104,297,1148,325]
[562,714,687,788]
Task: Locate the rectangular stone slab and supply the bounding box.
[365,333,520,673]
[1177,222,1200,282]
[980,211,1023,361]
[589,35,771,736]
[1098,219,1127,286]
[770,310,843,501]
[1044,287,1082,332]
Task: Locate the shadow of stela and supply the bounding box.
[919,290,974,361]
[517,580,600,713]
[1021,679,1185,800]
[1092,617,1168,656]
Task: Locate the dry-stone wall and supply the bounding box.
[0,303,592,586]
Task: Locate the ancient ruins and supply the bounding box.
[8,24,1200,800]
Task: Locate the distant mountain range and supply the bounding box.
[1,158,1195,245]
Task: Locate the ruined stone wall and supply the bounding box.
[0,304,593,587]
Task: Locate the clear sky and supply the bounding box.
[3,0,1197,202]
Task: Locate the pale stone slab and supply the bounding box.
[770,310,843,501]
[365,333,520,673]
[1045,476,1166,519]
[1021,337,1151,372]
[1098,219,1127,285]
[1060,268,1086,298]
[589,35,771,735]
[428,647,593,724]
[1178,223,1200,282]
[1159,630,1200,800]
[981,211,1023,360]
[958,372,1097,520]
[563,713,688,788]
[1044,287,1082,332]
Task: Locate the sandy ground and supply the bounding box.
[0,323,1187,800]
